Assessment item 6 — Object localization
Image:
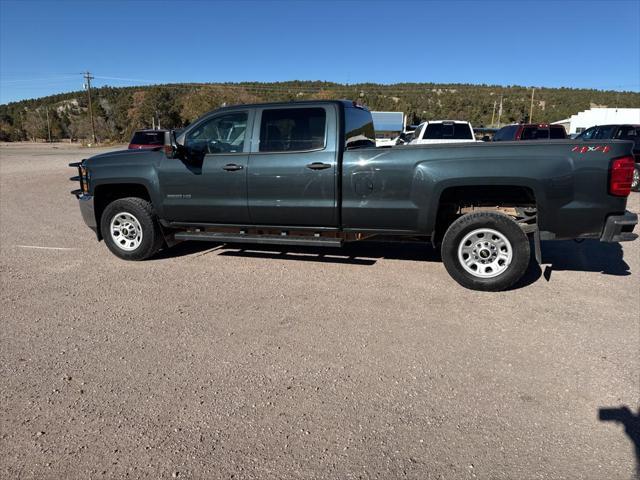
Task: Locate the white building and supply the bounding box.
[552,108,640,135]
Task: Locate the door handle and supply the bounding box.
[223,163,243,171]
[306,162,331,170]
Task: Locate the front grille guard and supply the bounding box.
[69,160,87,198]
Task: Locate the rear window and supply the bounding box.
[550,127,566,139]
[521,127,549,140]
[259,107,326,152]
[423,123,473,140]
[130,131,164,145]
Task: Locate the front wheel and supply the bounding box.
[100,197,163,260]
[631,166,639,192]
[441,212,530,291]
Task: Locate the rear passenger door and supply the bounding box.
[247,105,338,227]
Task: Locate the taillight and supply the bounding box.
[609,156,635,197]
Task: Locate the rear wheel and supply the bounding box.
[100,197,163,260]
[441,211,530,291]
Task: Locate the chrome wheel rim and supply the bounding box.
[457,228,513,278]
[110,212,143,251]
[632,168,639,189]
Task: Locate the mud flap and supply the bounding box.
[533,228,542,264]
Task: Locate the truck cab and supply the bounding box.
[160,101,374,227]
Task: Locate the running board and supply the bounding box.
[174,231,343,248]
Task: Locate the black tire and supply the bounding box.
[441,211,530,291]
[631,166,639,192]
[100,197,163,261]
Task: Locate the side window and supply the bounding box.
[593,125,616,139]
[579,127,596,140]
[259,108,326,152]
[185,112,248,156]
[615,126,637,140]
[616,126,640,148]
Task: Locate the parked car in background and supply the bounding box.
[493,123,567,141]
[128,129,168,150]
[576,124,640,191]
[409,121,476,145]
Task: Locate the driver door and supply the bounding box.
[158,110,252,224]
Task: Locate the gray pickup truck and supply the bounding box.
[70,100,638,291]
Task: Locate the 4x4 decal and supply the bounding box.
[572,145,611,153]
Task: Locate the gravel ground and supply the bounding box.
[1,142,638,480]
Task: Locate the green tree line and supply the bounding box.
[1,81,639,142]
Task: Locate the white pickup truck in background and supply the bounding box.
[409,120,476,144]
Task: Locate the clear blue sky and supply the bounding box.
[1,0,639,104]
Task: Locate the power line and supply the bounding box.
[93,75,153,83]
[0,76,77,85]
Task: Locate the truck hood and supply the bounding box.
[85,147,161,166]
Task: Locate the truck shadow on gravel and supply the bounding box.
[153,238,629,287]
[541,239,631,276]
[154,240,441,265]
[153,240,539,289]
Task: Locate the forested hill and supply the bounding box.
[1,81,639,142]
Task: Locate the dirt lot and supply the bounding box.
[1,142,638,479]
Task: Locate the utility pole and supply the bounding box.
[491,100,497,126]
[83,71,97,144]
[497,95,503,128]
[529,88,535,123]
[45,106,51,143]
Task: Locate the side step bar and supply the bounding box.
[174,231,343,248]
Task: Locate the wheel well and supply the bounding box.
[94,184,151,240]
[434,185,537,243]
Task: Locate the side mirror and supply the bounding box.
[164,130,184,159]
